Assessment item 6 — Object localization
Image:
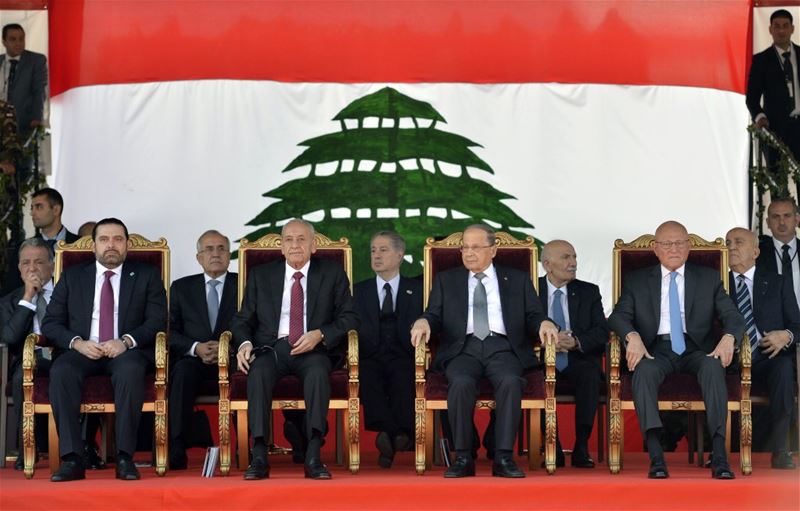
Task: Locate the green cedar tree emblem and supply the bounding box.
[241,87,536,282]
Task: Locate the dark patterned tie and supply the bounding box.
[35,289,47,325]
[7,59,17,90]
[472,273,490,340]
[551,289,568,372]
[735,275,760,362]
[781,244,792,281]
[783,52,794,85]
[288,271,304,346]
[99,270,115,342]
[381,282,393,317]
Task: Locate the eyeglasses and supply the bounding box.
[654,239,690,249]
[460,245,494,253]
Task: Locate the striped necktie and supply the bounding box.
[735,274,760,361]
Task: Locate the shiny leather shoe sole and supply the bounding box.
[51,461,86,482]
[304,459,332,480]
[444,464,475,478]
[243,459,270,480]
[647,465,669,479]
[711,466,735,479]
[492,465,525,478]
[115,459,141,481]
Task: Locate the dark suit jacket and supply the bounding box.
[756,235,800,277]
[169,272,238,357]
[353,275,423,360]
[0,50,47,137]
[0,286,35,367]
[746,43,800,130]
[608,262,745,353]
[728,265,800,355]
[423,264,549,371]
[231,257,358,354]
[538,276,609,364]
[41,260,167,357]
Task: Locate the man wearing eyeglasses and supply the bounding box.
[167,230,237,470]
[608,221,744,480]
[410,224,559,478]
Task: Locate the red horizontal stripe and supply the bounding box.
[49,0,752,96]
[0,1,48,9]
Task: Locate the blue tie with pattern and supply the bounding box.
[735,275,761,362]
[551,289,569,372]
[207,279,221,331]
[668,272,686,354]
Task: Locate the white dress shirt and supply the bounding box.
[657,264,686,335]
[466,264,507,337]
[277,260,310,338]
[771,237,800,311]
[1,55,19,101]
[189,272,228,357]
[376,273,400,311]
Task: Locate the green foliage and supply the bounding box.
[241,88,538,283]
[748,125,800,231]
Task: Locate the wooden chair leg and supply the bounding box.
[414,402,427,475]
[237,410,249,471]
[348,398,360,474]
[607,403,621,474]
[48,412,59,474]
[529,409,541,471]
[424,409,434,471]
[741,402,753,475]
[219,404,231,476]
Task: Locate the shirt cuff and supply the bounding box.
[189,341,199,357]
[783,329,794,350]
[18,299,36,312]
[238,340,253,351]
[122,334,137,349]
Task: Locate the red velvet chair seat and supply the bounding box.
[229,369,350,401]
[619,373,742,402]
[423,369,546,401]
[32,375,158,403]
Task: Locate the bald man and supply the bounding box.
[608,221,744,480]
[539,240,608,468]
[726,227,798,470]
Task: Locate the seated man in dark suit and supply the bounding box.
[233,219,358,480]
[0,237,53,470]
[411,224,558,478]
[539,240,609,468]
[353,231,422,468]
[726,227,798,470]
[42,218,167,482]
[608,221,744,480]
[31,188,80,249]
[168,230,237,469]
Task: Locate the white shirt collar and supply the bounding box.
[96,261,123,277]
[545,274,569,297]
[772,236,796,253]
[204,272,227,285]
[285,260,310,280]
[40,226,67,242]
[470,263,496,281]
[377,273,400,290]
[660,264,685,279]
[733,265,756,282]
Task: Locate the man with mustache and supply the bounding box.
[539,239,608,468]
[167,230,237,469]
[42,218,167,482]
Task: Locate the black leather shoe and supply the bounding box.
[169,449,188,470]
[243,456,270,480]
[771,451,796,470]
[570,451,594,468]
[115,457,141,480]
[393,432,413,452]
[711,461,735,479]
[444,456,475,478]
[51,459,86,482]
[648,458,669,479]
[304,457,332,479]
[84,444,107,470]
[283,420,306,464]
[376,432,395,469]
[492,456,525,478]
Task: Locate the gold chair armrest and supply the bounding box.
[22,334,38,389]
[217,330,232,476]
[608,332,621,400]
[347,329,359,390]
[218,331,231,384]
[154,332,168,386]
[153,331,168,476]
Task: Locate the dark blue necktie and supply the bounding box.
[668,272,686,354]
[551,289,568,372]
[736,275,761,362]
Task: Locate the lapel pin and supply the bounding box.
[129,272,135,277]
[406,289,413,294]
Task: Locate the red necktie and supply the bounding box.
[288,271,304,346]
[99,270,115,342]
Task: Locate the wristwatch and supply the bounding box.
[122,336,133,349]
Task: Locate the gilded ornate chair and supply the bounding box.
[217,232,359,475]
[606,234,752,475]
[21,234,170,478]
[414,232,557,475]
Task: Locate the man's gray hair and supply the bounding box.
[19,237,54,262]
[281,218,316,237]
[196,229,231,253]
[371,230,406,253]
[463,223,496,246]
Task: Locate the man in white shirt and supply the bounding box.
[757,197,800,312]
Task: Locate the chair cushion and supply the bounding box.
[424,368,546,401]
[32,375,158,404]
[620,373,742,402]
[229,369,350,401]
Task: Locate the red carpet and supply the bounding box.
[1,452,796,510]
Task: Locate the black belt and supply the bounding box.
[655,333,685,343]
[468,332,507,339]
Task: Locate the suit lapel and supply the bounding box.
[193,275,213,334]
[270,262,285,328]
[118,262,136,333]
[79,262,97,335]
[365,278,381,327]
[397,277,415,320]
[567,281,579,323]
[495,266,513,330]
[648,265,661,325]
[216,274,237,336]
[752,267,769,322]
[683,264,696,320]
[306,259,321,322]
[538,276,548,310]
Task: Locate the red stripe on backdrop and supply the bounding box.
[49,0,752,96]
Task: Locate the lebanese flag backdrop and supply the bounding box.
[41,0,755,454]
